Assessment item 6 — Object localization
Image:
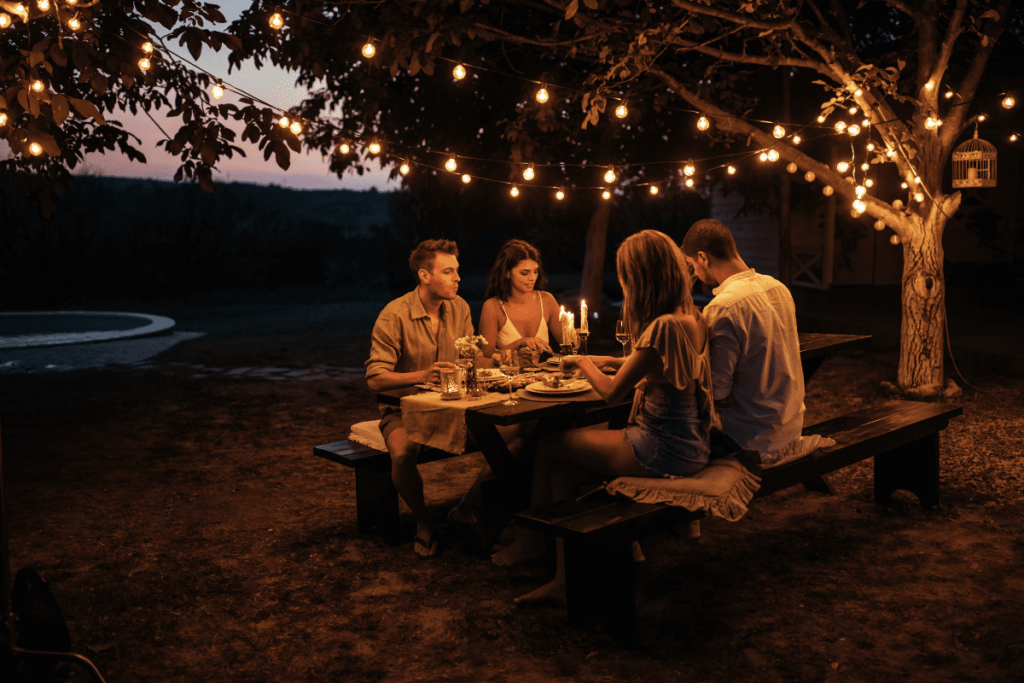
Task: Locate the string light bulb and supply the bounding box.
[855,185,867,198]
[683,160,696,177]
[823,185,834,196]
[978,114,987,122]
[1012,134,1019,142]
[368,140,381,155]
[924,80,934,91]
[66,0,76,4]
[522,164,534,181]
[787,162,798,173]
[37,0,49,11]
[874,220,886,231]
[848,124,861,136]
[555,188,565,200]
[362,40,376,59]
[866,142,875,152]
[853,199,866,213]
[615,102,628,119]
[685,178,695,188]
[602,189,611,200]
[862,118,871,128]
[142,41,154,54]
[901,182,909,189]
[29,141,42,155]
[817,115,826,124]
[865,179,874,187]
[1002,95,1015,109]
[338,141,351,155]
[804,171,815,182]
[290,120,302,135]
[915,192,925,203]
[767,149,780,162]
[138,57,151,71]
[892,199,904,210]
[860,162,869,171]
[849,106,858,115]
[399,160,410,175]
[453,64,466,80]
[854,88,863,97]
[890,234,900,245]
[727,166,736,175]
[269,12,283,29]
[461,173,471,184]
[945,90,954,99]
[445,155,457,172]
[793,135,801,145]
[510,184,519,198]
[67,16,81,31]
[650,185,659,195]
[0,14,10,29]
[837,161,850,173]
[773,124,785,139]
[536,84,549,103]
[886,147,896,158]
[31,80,44,93]
[925,116,938,130]
[604,167,616,184]
[212,82,225,99]
[835,121,847,134]
[0,112,6,126]
[759,152,769,162]
[697,114,710,131]
[278,116,289,128]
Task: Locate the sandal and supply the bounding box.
[413,534,441,560]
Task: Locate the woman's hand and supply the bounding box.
[516,336,551,353]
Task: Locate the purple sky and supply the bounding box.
[83,0,396,191]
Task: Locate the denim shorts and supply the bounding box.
[623,393,710,477]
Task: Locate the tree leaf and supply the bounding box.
[29,51,45,67]
[35,131,60,156]
[200,141,216,166]
[460,0,473,13]
[51,93,69,126]
[274,140,291,170]
[68,97,107,125]
[583,0,598,9]
[90,73,108,96]
[565,0,578,20]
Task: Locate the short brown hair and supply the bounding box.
[681,219,739,261]
[409,239,459,284]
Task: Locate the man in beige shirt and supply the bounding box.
[365,239,473,558]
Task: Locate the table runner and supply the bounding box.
[401,390,507,454]
[514,387,604,403]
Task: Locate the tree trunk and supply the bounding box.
[580,198,612,314]
[897,216,947,396]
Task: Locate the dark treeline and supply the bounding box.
[0,175,709,309]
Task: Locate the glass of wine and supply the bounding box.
[498,355,520,406]
[615,320,630,358]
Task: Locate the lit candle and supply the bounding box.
[580,300,588,334]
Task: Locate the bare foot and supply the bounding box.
[490,536,544,567]
[514,579,567,606]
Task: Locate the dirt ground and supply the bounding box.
[2,300,1022,682]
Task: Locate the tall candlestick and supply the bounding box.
[581,300,589,334]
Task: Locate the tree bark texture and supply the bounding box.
[580,199,612,314]
[898,218,948,395]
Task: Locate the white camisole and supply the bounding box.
[497,292,549,349]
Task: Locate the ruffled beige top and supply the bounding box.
[629,313,715,431]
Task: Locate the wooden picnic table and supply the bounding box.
[378,332,872,554]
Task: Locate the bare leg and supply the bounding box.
[448,462,492,525]
[386,427,436,556]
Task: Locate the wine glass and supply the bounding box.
[498,356,520,406]
[615,320,630,358]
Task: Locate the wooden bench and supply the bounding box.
[514,399,963,642]
[313,438,474,542]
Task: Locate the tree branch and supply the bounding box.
[666,37,833,77]
[667,0,796,32]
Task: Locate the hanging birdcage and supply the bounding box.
[952,127,997,188]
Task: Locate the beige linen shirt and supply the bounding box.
[365,289,474,382]
[703,270,805,459]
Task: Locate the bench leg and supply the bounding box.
[803,474,837,496]
[355,462,401,540]
[874,433,940,508]
[563,536,637,644]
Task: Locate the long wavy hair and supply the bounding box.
[616,230,694,341]
[484,239,548,302]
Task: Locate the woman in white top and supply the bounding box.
[478,239,563,359]
[492,230,714,605]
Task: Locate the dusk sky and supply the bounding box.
[84,0,396,191]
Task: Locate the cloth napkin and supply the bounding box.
[401,391,507,454]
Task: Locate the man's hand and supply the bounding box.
[420,361,459,384]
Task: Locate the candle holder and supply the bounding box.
[576,331,588,356]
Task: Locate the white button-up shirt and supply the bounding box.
[703,270,805,459]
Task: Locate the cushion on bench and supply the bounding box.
[348,420,387,452]
[605,458,762,523]
[761,433,837,469]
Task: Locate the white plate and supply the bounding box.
[525,379,591,395]
[476,368,501,380]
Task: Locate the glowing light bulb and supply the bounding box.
[924,81,934,91]
[362,41,376,59]
[142,41,154,54]
[866,142,875,152]
[685,178,695,188]
[727,166,736,175]
[767,149,780,162]
[914,176,921,184]
[786,162,798,173]
[138,57,151,71]
[874,220,885,231]
[847,124,860,136]
[31,80,44,93]
[290,120,302,135]
[368,140,381,155]
[865,179,874,187]
[759,152,769,162]
[510,184,519,198]
[893,199,904,210]
[915,192,925,203]
[615,103,628,119]
[278,116,289,128]
[697,115,710,131]
[269,12,284,29]
[683,161,695,177]
[604,167,616,183]
[66,0,76,4]
[1012,134,1019,142]
[823,185,834,196]
[453,64,466,80]
[925,116,938,130]
[445,156,457,172]
[650,185,659,195]
[854,88,863,97]
[0,112,6,126]
[901,182,909,189]
[835,121,847,134]
[773,124,785,139]
[0,14,10,29]
[536,85,549,103]
[858,163,867,172]
[555,188,565,200]
[862,118,871,127]
[523,165,534,181]
[837,161,850,173]
[943,90,954,100]
[886,148,896,158]
[29,141,42,155]
[602,189,611,200]
[212,83,225,99]
[890,234,900,245]
[849,106,858,115]
[804,171,815,182]
[338,142,350,155]
[817,115,826,124]
[1002,95,1015,109]
[853,199,866,213]
[855,185,867,198]
[399,161,410,175]
[791,135,801,146]
[37,0,48,10]
[461,174,471,184]
[978,114,987,122]
[67,16,80,30]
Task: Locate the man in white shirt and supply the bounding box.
[681,219,807,465]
